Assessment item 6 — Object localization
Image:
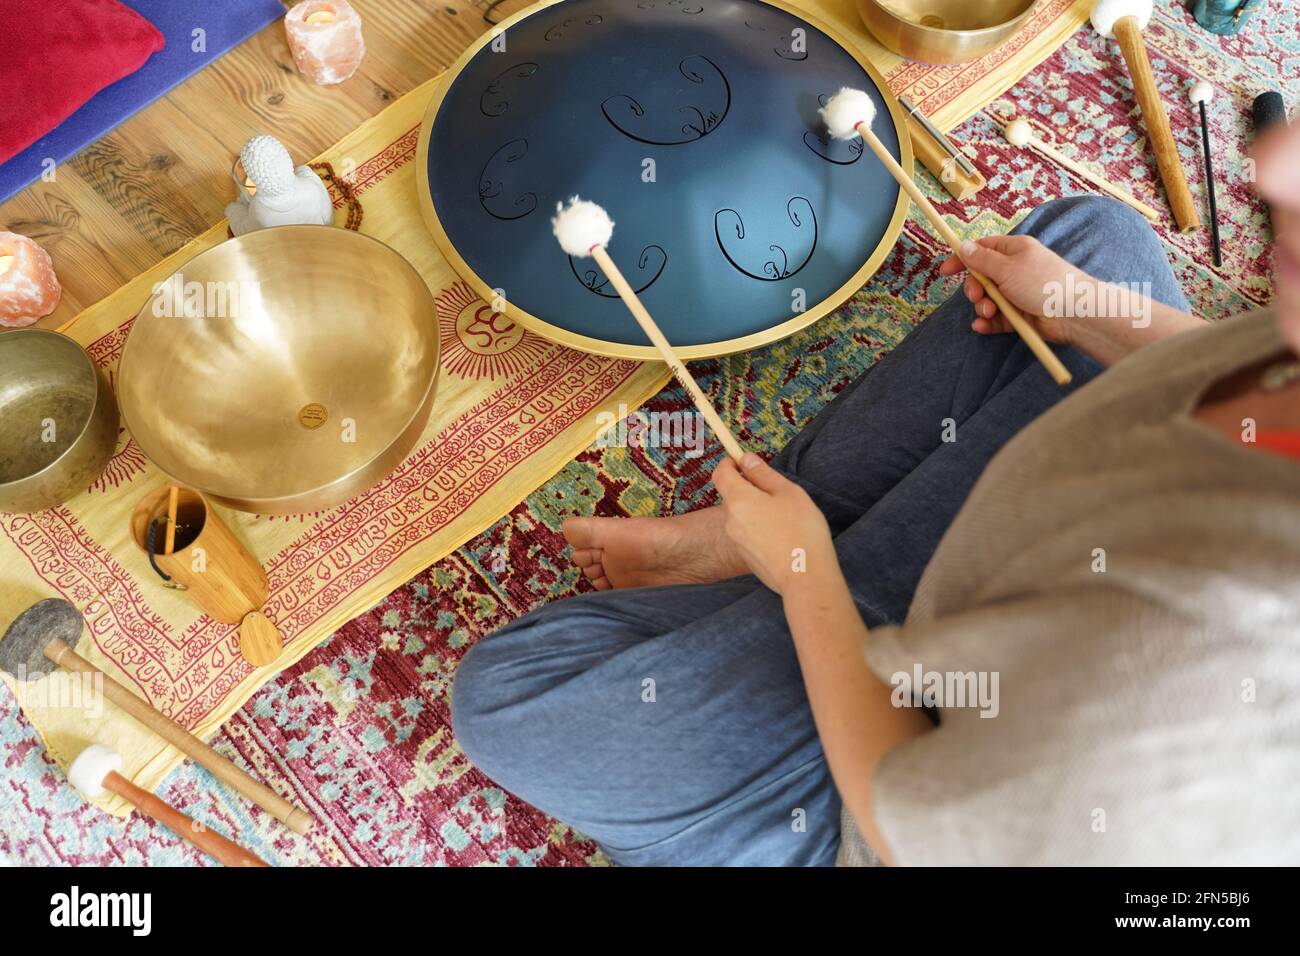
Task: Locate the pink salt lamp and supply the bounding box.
[0,231,62,328]
[285,0,365,86]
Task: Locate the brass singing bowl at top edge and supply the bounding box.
[856,0,1039,64]
[117,226,440,515]
[0,328,120,514]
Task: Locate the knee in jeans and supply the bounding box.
[1018,195,1157,251]
[449,641,495,769]
[450,604,601,777]
[450,635,533,777]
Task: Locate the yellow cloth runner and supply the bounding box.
[806,0,1090,131]
[1,0,1089,818]
[0,79,671,815]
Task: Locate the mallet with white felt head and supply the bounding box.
[69,744,269,867]
[821,89,1072,386]
[0,598,315,835]
[552,197,747,461]
[1002,117,1159,221]
[1090,0,1200,232]
[1188,80,1222,267]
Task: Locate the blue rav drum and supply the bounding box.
[417,0,910,359]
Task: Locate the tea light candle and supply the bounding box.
[0,231,61,328]
[285,0,365,86]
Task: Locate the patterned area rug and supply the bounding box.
[2,0,1294,865]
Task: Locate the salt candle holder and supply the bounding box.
[285,0,365,86]
[0,231,61,328]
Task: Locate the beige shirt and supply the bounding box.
[840,309,1300,866]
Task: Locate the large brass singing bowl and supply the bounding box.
[856,0,1039,64]
[0,328,120,514]
[117,226,440,515]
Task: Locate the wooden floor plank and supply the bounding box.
[1,0,495,330]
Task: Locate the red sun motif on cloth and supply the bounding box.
[90,368,148,493]
[90,429,148,494]
[435,281,552,380]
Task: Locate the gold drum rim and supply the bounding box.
[415,0,913,361]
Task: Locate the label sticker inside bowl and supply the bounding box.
[298,403,328,429]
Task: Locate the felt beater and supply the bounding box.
[820,89,1072,387]
[1089,0,1200,233]
[1251,91,1289,235]
[0,598,315,835]
[1002,118,1160,222]
[68,745,270,867]
[1187,81,1222,267]
[1252,91,1288,138]
[552,197,747,461]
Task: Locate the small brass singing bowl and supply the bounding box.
[117,226,440,515]
[0,328,120,514]
[856,0,1039,64]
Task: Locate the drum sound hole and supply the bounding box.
[920,14,945,28]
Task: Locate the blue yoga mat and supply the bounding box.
[0,0,285,204]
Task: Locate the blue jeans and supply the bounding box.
[450,197,1190,866]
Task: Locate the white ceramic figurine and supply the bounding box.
[225,135,334,236]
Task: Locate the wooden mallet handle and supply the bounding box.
[855,124,1073,386]
[102,771,269,867]
[1026,137,1160,221]
[1113,16,1200,233]
[164,485,179,555]
[590,244,747,461]
[44,640,315,835]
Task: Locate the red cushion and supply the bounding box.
[0,0,165,165]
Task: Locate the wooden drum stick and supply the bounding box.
[1113,18,1199,231]
[1003,118,1160,221]
[1091,1,1200,232]
[822,90,1072,386]
[105,770,269,867]
[553,198,747,461]
[45,639,316,834]
[590,246,745,461]
[164,484,179,555]
[70,745,269,867]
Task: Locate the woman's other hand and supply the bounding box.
[713,454,836,598]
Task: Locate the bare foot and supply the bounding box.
[563,507,749,591]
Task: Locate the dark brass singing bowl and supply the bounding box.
[117,227,440,515]
[0,328,119,514]
[856,0,1039,64]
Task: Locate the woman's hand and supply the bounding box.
[713,454,837,597]
[938,235,1085,344]
[942,233,1204,368]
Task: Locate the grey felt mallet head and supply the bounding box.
[0,598,83,680]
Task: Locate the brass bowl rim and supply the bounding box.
[862,0,1039,38]
[0,327,106,491]
[118,224,441,510]
[415,0,914,361]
